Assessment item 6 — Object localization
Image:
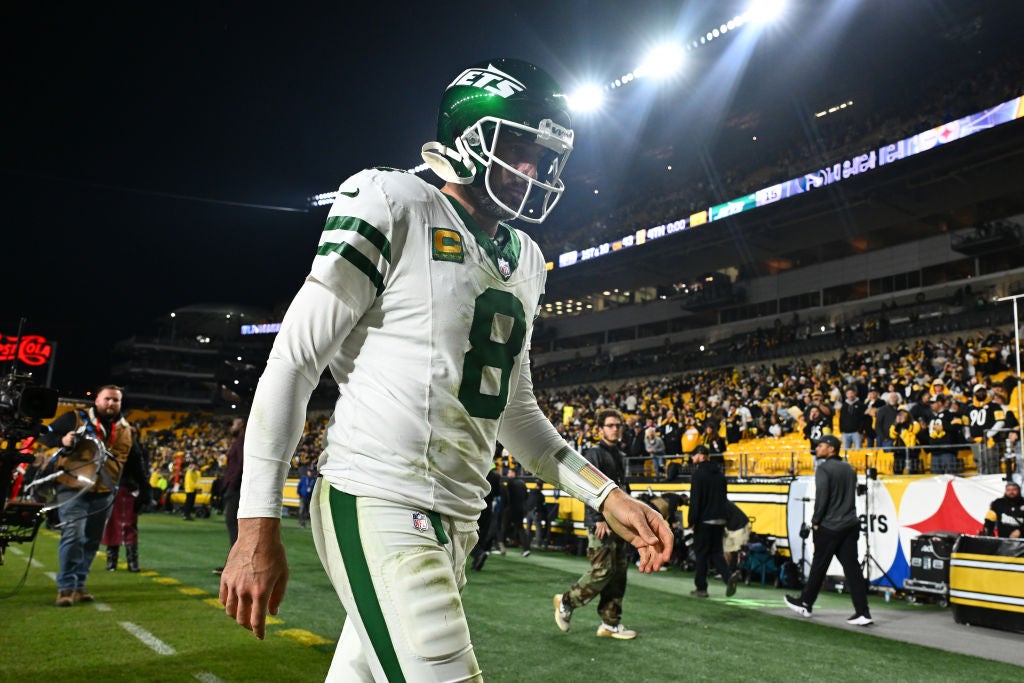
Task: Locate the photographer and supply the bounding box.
[554,409,640,640]
[38,385,138,607]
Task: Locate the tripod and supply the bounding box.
[859,468,898,593]
[795,496,812,583]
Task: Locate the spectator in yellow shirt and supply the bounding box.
[182,459,200,521]
[680,417,701,455]
[890,410,922,474]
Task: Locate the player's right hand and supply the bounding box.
[600,488,673,572]
[219,517,289,640]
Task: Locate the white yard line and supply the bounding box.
[194,672,226,683]
[118,621,176,655]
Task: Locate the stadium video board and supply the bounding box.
[557,95,1024,269]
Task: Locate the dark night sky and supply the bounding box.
[3,1,1019,395]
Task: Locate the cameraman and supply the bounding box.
[38,385,138,607]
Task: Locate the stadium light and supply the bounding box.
[309,7,760,194]
[635,42,686,80]
[746,0,787,24]
[309,191,338,207]
[567,84,606,113]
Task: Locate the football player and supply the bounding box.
[219,58,673,682]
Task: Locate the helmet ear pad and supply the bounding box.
[421,134,477,184]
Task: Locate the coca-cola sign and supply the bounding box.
[0,335,54,366]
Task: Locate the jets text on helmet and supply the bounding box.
[449,65,526,98]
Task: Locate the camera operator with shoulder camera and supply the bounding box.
[37,385,140,607]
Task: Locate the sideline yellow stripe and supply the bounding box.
[950,596,1024,614]
[953,552,1024,566]
[950,566,1024,595]
[278,628,334,646]
[178,587,208,596]
[154,577,182,585]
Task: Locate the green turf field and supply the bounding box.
[2,512,1021,682]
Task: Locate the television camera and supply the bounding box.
[1,371,59,561]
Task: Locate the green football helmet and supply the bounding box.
[421,58,574,224]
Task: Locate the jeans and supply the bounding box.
[930,449,957,474]
[976,443,1000,475]
[56,489,114,591]
[841,432,863,450]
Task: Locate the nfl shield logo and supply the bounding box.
[412,512,429,533]
[497,257,511,278]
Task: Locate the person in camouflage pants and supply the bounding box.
[554,409,637,640]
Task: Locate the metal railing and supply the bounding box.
[625,442,1012,481]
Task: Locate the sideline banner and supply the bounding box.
[786,474,1006,588]
[539,474,1006,585]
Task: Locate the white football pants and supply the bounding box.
[311,479,482,682]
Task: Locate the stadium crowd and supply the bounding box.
[534,328,1019,470]
[131,326,1020,488]
[531,288,1006,387]
[137,413,326,492]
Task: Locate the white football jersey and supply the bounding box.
[312,168,548,521]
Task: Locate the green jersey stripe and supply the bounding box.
[323,215,392,263]
[329,488,407,683]
[316,242,385,296]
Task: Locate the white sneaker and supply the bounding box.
[596,622,637,640]
[553,594,572,632]
[846,614,873,626]
[784,595,811,618]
